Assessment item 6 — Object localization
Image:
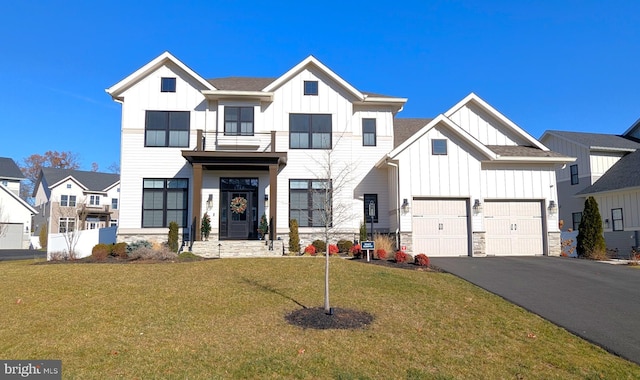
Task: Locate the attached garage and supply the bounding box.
[0,223,24,249]
[484,201,544,256]
[412,199,470,256]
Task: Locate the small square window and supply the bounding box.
[432,139,447,155]
[304,81,318,95]
[66,184,72,189]
[161,77,176,92]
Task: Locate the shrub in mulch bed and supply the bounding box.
[285,307,374,330]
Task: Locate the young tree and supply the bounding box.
[201,212,211,241]
[289,219,300,254]
[299,140,355,313]
[577,196,606,259]
[56,197,82,259]
[19,151,81,203]
[168,221,179,252]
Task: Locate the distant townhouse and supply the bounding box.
[32,168,120,236]
[541,124,640,254]
[107,52,572,257]
[0,157,37,248]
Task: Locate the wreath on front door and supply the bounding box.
[230,196,248,214]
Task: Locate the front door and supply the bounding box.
[227,192,251,239]
[220,178,259,240]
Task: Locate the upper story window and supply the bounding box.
[224,107,254,136]
[145,111,190,147]
[612,208,623,231]
[89,195,101,206]
[362,119,376,146]
[112,198,118,210]
[290,114,331,149]
[304,81,318,95]
[66,184,72,189]
[60,195,77,207]
[432,139,448,155]
[570,164,579,185]
[1,180,7,186]
[572,212,582,231]
[161,77,176,92]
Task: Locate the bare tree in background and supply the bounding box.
[54,196,83,259]
[0,201,7,239]
[107,162,120,174]
[19,151,81,204]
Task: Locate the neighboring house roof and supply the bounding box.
[541,130,640,152]
[0,183,37,214]
[38,168,119,194]
[0,157,25,180]
[394,118,433,148]
[576,149,640,195]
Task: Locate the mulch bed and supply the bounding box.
[349,257,442,272]
[285,307,374,330]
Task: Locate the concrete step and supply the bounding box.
[191,239,285,258]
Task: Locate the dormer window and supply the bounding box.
[161,77,176,92]
[304,81,318,96]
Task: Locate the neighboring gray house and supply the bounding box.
[541,125,640,254]
[0,157,37,248]
[32,168,120,236]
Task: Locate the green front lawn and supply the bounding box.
[1,258,638,379]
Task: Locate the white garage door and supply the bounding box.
[412,199,469,257]
[485,201,543,256]
[0,223,24,249]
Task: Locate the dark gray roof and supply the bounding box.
[545,130,640,150]
[486,145,569,158]
[207,77,276,91]
[41,168,119,192]
[393,118,433,148]
[0,157,25,180]
[577,150,640,195]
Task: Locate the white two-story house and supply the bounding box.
[0,157,37,248]
[108,52,571,257]
[32,168,120,236]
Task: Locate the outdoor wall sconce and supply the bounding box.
[604,218,610,229]
[401,198,409,210]
[472,199,483,214]
[548,200,558,215]
[206,194,213,210]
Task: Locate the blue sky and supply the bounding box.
[2,1,639,172]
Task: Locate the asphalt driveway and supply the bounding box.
[0,249,46,261]
[430,256,640,365]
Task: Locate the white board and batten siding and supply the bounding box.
[484,200,544,256]
[412,199,470,257]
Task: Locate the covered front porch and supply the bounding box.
[182,132,287,243]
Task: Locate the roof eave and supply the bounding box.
[488,156,577,164]
[201,90,274,101]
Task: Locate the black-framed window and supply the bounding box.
[289,114,331,149]
[570,164,579,185]
[364,194,378,223]
[432,139,447,155]
[289,179,331,227]
[363,119,376,146]
[59,217,75,233]
[161,77,176,92]
[612,208,623,231]
[224,107,254,136]
[572,212,582,231]
[142,178,188,228]
[304,81,318,95]
[145,111,190,147]
[111,198,118,210]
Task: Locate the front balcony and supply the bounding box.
[194,130,277,153]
